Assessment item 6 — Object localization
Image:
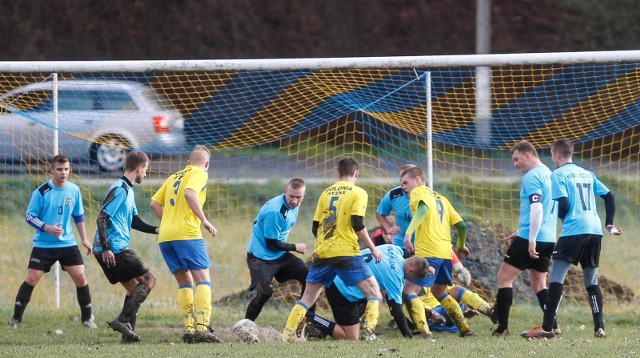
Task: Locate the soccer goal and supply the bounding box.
[0,51,638,311]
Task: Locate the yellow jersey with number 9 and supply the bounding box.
[152,164,208,243]
[313,180,368,258]
[410,185,462,259]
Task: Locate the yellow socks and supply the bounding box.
[460,288,488,310]
[407,295,430,333]
[283,302,308,340]
[440,293,470,334]
[178,286,195,332]
[194,282,212,331]
[362,298,381,332]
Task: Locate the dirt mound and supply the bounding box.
[462,222,635,303]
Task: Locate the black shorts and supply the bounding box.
[503,238,555,272]
[28,246,84,272]
[552,234,602,268]
[247,252,309,290]
[95,249,149,284]
[325,283,364,326]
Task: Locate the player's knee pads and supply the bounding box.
[255,281,274,302]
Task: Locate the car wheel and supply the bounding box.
[91,136,131,172]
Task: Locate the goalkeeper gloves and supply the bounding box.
[452,262,472,286]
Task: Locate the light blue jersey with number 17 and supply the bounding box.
[551,163,609,236]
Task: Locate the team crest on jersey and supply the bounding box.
[65,198,73,206]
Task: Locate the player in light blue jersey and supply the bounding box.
[376,164,418,257]
[9,154,95,329]
[523,138,622,340]
[93,151,159,343]
[304,244,430,340]
[245,178,309,322]
[376,187,412,252]
[492,141,558,337]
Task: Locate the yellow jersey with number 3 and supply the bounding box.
[152,164,208,243]
[410,185,462,259]
[313,180,367,258]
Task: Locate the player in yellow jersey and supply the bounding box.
[282,156,383,341]
[400,166,474,337]
[150,145,221,344]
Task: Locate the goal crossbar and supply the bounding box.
[2,50,640,72]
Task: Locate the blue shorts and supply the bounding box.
[159,239,210,274]
[307,256,373,287]
[409,258,453,287]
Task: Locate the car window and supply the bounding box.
[58,90,95,111]
[96,90,137,111]
[2,90,53,112]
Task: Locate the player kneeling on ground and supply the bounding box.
[303,244,431,340]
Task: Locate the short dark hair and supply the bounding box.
[400,166,424,182]
[50,154,69,168]
[338,156,358,177]
[551,138,574,158]
[288,177,305,190]
[510,140,538,158]
[398,163,417,176]
[125,151,149,172]
[405,256,429,279]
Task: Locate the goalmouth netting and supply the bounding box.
[0,51,638,314]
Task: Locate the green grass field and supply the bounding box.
[0,304,639,358]
[0,178,638,357]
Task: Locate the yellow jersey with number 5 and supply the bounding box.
[313,180,367,258]
[152,164,208,243]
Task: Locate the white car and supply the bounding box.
[0,79,186,171]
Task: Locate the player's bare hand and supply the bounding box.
[403,234,414,254]
[203,221,217,237]
[388,225,400,236]
[102,250,116,268]
[528,241,539,259]
[371,247,383,263]
[82,239,93,255]
[606,225,623,236]
[426,266,436,276]
[295,243,307,254]
[456,245,470,258]
[46,223,64,238]
[504,232,517,245]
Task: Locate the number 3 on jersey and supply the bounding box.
[169,180,181,206]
